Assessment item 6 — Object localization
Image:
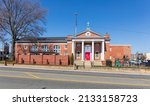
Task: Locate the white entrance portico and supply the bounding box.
[72,39,105,61]
[71,22,108,64]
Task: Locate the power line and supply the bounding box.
[99,26,150,35]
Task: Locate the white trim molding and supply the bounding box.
[72,39,105,42]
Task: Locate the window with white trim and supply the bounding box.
[110,48,112,51]
[31,45,38,52]
[42,45,49,52]
[53,45,60,54]
[24,45,27,49]
[95,52,99,58]
[76,51,80,57]
[86,31,91,36]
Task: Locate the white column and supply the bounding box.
[82,41,84,61]
[92,41,94,61]
[72,41,75,54]
[101,41,105,61]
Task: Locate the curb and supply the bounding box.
[0,64,150,76]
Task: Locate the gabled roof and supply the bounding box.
[77,30,100,36]
[75,29,103,38]
[16,37,67,43]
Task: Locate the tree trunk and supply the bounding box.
[11,38,15,61]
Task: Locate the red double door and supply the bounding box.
[85,52,90,61]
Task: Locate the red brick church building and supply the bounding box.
[15,27,131,66]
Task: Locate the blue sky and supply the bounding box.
[40,0,150,53]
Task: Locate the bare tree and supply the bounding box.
[0,26,7,45]
[0,23,5,42]
[0,0,47,60]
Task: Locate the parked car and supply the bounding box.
[145,60,150,67]
[129,60,142,66]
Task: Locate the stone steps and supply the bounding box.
[84,61,92,68]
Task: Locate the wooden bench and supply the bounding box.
[74,61,85,69]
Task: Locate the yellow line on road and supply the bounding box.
[1,69,150,84]
[34,71,150,82]
[1,69,150,82]
[0,74,150,87]
[0,74,34,79]
[41,77,150,87]
[24,72,40,79]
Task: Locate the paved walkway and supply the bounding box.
[0,64,150,75]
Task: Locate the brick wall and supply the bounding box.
[31,54,43,64]
[67,42,72,56]
[55,55,68,65]
[18,54,30,64]
[16,54,68,65]
[43,55,56,65]
[105,42,110,60]
[110,45,131,62]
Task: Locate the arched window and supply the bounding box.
[53,45,60,54]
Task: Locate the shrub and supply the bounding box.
[106,59,112,67]
[71,53,74,65]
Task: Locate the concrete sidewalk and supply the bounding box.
[0,64,150,75]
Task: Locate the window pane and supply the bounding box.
[53,45,60,54]
[96,52,98,57]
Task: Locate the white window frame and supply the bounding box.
[31,45,38,52]
[24,45,27,50]
[53,45,60,54]
[76,51,80,58]
[86,31,91,36]
[42,45,49,52]
[110,48,112,52]
[95,52,99,59]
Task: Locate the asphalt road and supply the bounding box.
[0,67,150,89]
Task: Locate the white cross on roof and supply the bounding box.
[86,22,90,30]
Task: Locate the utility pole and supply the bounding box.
[74,13,78,37]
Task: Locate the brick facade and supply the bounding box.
[110,45,131,62]
[16,53,68,65]
[15,29,131,66]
